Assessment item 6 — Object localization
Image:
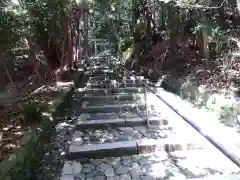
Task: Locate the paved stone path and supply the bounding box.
[36,53,240,180]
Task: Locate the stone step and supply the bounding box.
[90,71,117,77]
[88,79,147,84]
[75,117,169,129]
[80,103,146,114]
[87,82,155,89]
[60,155,240,180]
[82,96,143,106]
[61,153,184,179]
[84,87,160,95]
[67,123,209,160]
[87,72,119,77]
[67,136,205,160]
[80,94,140,102]
[77,111,147,121]
[88,75,118,81]
[88,75,145,81]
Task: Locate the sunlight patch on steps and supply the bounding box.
[146,88,240,165]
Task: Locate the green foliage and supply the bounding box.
[22,102,43,124]
[0,10,22,54]
[120,37,133,52]
[90,0,132,51]
[0,0,74,68]
[194,22,229,42]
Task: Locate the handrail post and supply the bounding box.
[144,85,149,127]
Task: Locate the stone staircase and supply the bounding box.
[60,56,240,180]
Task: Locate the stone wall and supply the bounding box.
[0,70,83,180]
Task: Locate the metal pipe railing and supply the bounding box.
[101,55,240,169]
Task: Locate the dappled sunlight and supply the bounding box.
[61,147,239,179]
[75,87,87,93]
[143,88,240,165]
[42,112,53,121]
[56,81,74,87]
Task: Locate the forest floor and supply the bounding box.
[0,73,74,162]
[149,36,240,96]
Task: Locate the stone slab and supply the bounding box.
[68,140,138,159]
[84,87,161,95]
[81,94,137,102]
[76,118,126,129]
[80,103,146,113]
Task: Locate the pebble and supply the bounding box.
[122,159,132,167]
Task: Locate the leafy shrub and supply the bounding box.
[22,102,43,124]
[120,38,133,52]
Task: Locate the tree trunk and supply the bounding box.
[3,63,13,85]
[27,37,45,84]
[75,9,80,63]
[68,19,73,71]
[167,2,179,66]
[132,0,138,37]
[36,29,61,70]
[160,2,165,28]
[83,1,89,58]
[199,10,209,58]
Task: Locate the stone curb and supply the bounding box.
[0,69,84,180]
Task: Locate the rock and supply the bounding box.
[92,159,103,166]
[122,159,132,167]
[121,156,131,161]
[94,175,107,180]
[105,167,115,177]
[107,177,119,180]
[62,162,73,174]
[100,163,115,177]
[139,157,150,165]
[72,161,82,174]
[72,136,84,146]
[111,157,121,166]
[130,167,140,179]
[115,165,131,175]
[82,164,95,173]
[139,175,155,180]
[132,155,142,162]
[85,171,97,178]
[119,174,131,180]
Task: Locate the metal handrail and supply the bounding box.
[101,55,240,169]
